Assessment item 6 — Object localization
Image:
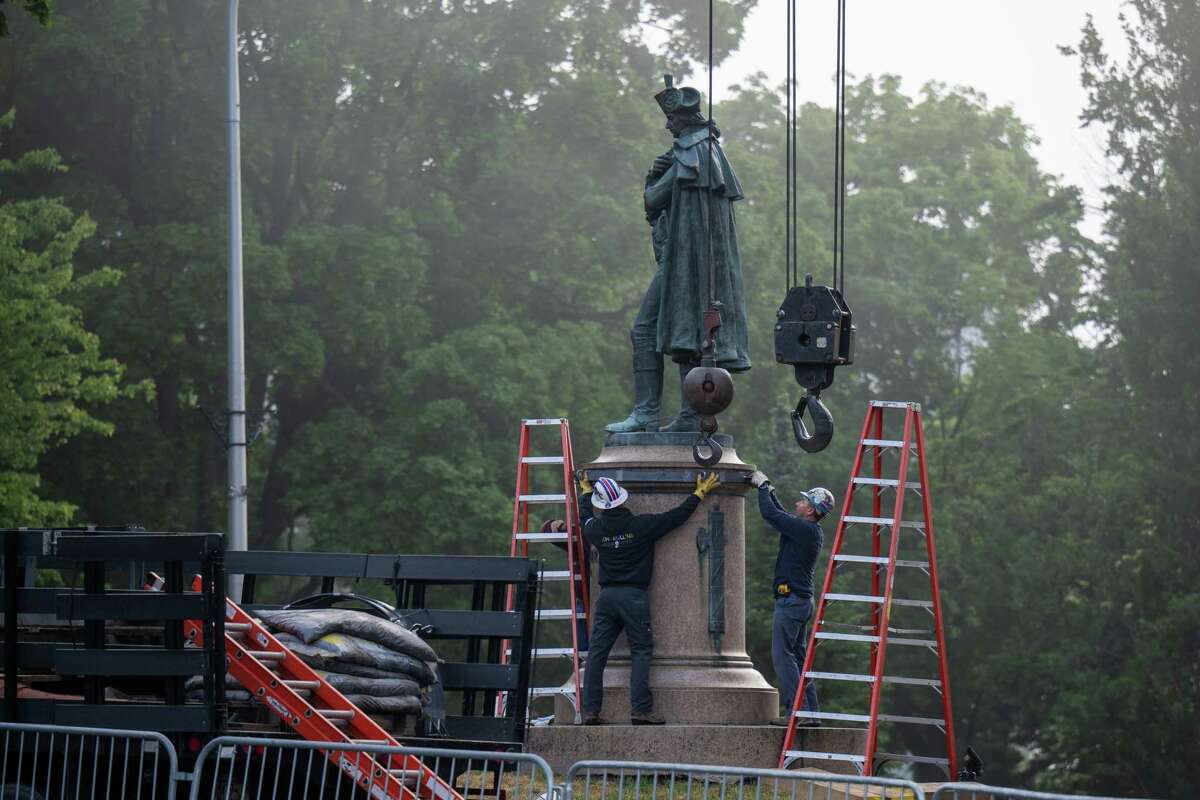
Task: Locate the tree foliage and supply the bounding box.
[0,108,123,525]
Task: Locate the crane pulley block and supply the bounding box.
[773,274,855,394]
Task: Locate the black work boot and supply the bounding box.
[630,711,666,725]
[606,351,664,433]
[659,361,700,432]
[581,711,604,726]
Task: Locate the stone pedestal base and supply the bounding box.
[526,724,866,774]
[557,432,777,726]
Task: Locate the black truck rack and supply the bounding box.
[2,529,541,750]
[230,550,540,746]
[1,527,227,732]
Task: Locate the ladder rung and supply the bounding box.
[817,628,933,646]
[352,739,387,744]
[892,598,934,608]
[529,687,572,697]
[284,680,320,690]
[246,650,284,661]
[388,771,420,785]
[842,515,925,529]
[784,751,865,765]
[530,647,582,659]
[815,632,880,643]
[225,622,251,633]
[320,709,356,720]
[804,671,875,683]
[803,672,942,688]
[523,418,566,426]
[833,554,890,564]
[851,477,921,489]
[522,456,565,464]
[831,554,930,569]
[802,711,870,723]
[515,532,568,541]
[874,752,950,767]
[862,438,906,448]
[824,592,886,604]
[818,621,930,635]
[869,400,919,409]
[518,494,567,503]
[884,676,943,687]
[878,713,947,726]
[539,570,577,580]
[889,636,938,647]
[536,609,583,620]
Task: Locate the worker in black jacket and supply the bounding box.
[750,469,835,725]
[577,472,720,725]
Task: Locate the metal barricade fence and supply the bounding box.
[563,760,925,800]
[932,784,1156,800]
[186,736,556,800]
[0,721,180,800]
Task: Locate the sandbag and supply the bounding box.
[315,671,422,698]
[309,633,437,685]
[344,693,423,715]
[256,609,437,662]
[274,632,436,686]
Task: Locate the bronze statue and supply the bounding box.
[607,75,751,434]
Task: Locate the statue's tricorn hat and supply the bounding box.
[655,74,702,116]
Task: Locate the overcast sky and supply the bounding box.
[709,1,1130,234]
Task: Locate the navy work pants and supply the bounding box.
[772,595,819,715]
[582,585,654,714]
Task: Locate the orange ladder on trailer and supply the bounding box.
[150,574,462,800]
[498,418,590,722]
[778,400,957,777]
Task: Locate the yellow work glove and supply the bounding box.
[693,472,720,500]
[577,474,593,495]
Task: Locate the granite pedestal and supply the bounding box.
[553,431,777,726]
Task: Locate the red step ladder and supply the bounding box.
[150,574,462,800]
[779,400,957,777]
[498,418,590,722]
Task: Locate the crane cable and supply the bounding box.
[788,0,848,296]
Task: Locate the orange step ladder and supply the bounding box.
[150,574,462,800]
[779,400,957,777]
[498,418,590,722]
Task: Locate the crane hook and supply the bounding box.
[791,392,834,453]
[692,416,724,467]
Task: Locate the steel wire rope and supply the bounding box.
[706,0,716,311]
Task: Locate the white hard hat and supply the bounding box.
[591,477,629,510]
[803,487,835,518]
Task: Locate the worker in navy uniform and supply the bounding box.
[749,470,835,725]
[606,74,751,434]
[576,472,720,724]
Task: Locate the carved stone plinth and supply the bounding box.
[553,432,777,725]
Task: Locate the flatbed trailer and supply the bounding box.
[1,528,541,796]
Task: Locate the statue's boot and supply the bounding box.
[605,351,664,433]
[659,362,701,432]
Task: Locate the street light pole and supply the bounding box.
[226,0,248,600]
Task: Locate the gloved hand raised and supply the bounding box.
[577,474,593,495]
[749,470,770,488]
[693,472,721,500]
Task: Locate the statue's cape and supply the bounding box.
[645,128,751,371]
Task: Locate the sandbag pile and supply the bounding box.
[256,608,439,718]
[186,608,440,721]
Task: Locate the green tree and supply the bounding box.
[0,0,51,38]
[0,108,123,525]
